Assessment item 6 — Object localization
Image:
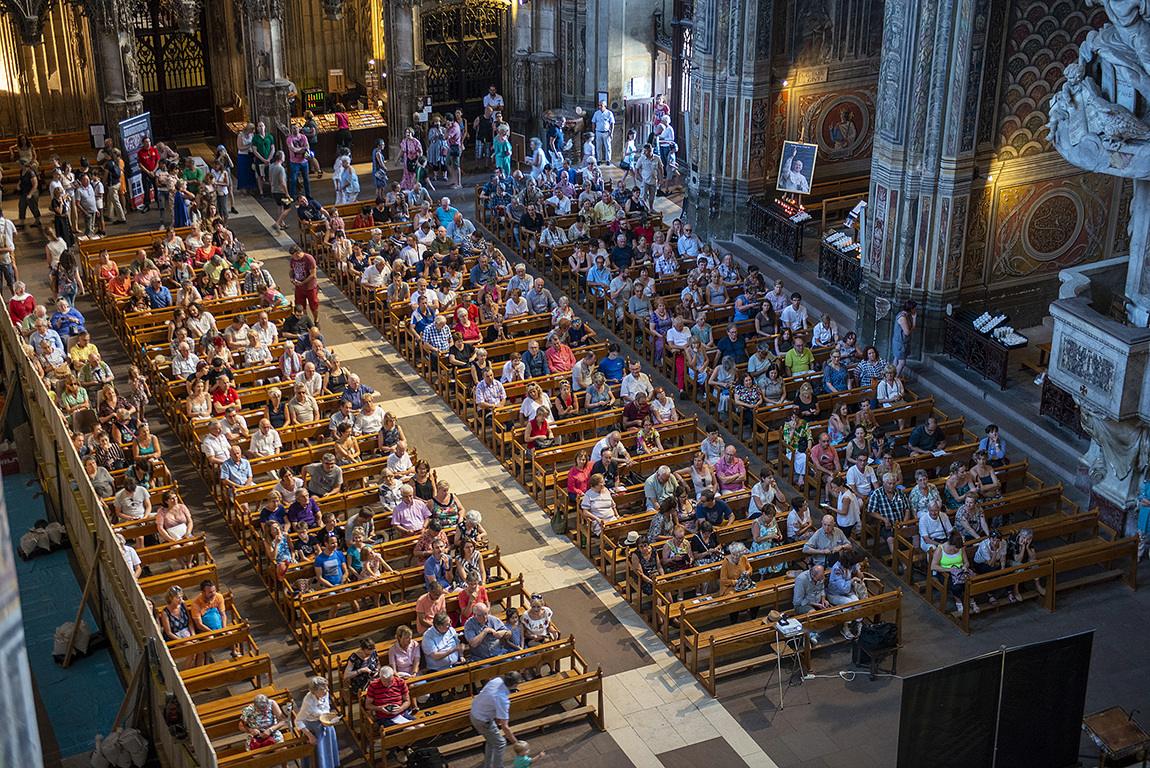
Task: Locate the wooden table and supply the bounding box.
[1083,707,1150,767]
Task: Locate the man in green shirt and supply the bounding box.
[250,121,275,198]
[784,333,816,377]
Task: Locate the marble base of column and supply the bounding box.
[103,95,145,140]
[689,184,746,240]
[510,52,533,138]
[390,66,428,153]
[254,80,291,138]
[527,52,560,140]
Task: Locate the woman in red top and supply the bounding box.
[195,242,222,266]
[454,307,480,342]
[566,448,593,508]
[525,408,555,457]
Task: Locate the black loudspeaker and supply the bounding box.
[897,631,1094,768]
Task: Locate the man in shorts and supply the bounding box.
[288,244,319,322]
[473,106,495,171]
[269,151,291,232]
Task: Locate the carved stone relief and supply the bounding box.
[1060,338,1116,394]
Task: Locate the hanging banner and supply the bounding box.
[118,112,153,210]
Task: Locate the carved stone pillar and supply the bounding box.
[509,0,533,136]
[387,0,427,152]
[858,0,995,359]
[239,0,290,136]
[75,0,145,138]
[684,0,774,239]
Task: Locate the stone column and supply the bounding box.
[509,0,534,137]
[684,0,773,238]
[239,0,290,137]
[524,0,560,140]
[857,0,994,359]
[97,27,145,135]
[387,0,428,152]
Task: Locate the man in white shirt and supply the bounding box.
[590,101,616,164]
[677,225,701,258]
[845,453,878,498]
[620,361,653,403]
[200,420,231,469]
[361,256,390,287]
[570,349,597,392]
[172,343,200,379]
[247,418,283,460]
[388,440,415,478]
[253,311,279,346]
[223,317,250,350]
[540,219,568,248]
[74,174,100,239]
[545,188,572,215]
[296,362,324,396]
[779,292,809,331]
[483,85,505,112]
[779,155,811,194]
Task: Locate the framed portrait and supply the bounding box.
[776,141,818,195]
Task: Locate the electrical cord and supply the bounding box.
[802,670,908,682]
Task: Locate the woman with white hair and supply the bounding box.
[333,154,359,205]
[528,137,547,180]
[455,509,488,549]
[720,541,759,624]
[296,676,340,768]
[238,693,287,750]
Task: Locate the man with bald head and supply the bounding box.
[802,514,852,567]
[464,601,512,661]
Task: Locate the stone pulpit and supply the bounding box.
[1048,0,1150,534]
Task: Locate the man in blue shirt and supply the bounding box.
[435,197,459,229]
[464,602,512,661]
[219,444,254,515]
[423,538,454,590]
[313,535,350,617]
[521,339,550,378]
[610,232,633,270]
[716,323,748,365]
[586,255,612,297]
[145,276,173,309]
[469,253,497,288]
[470,672,521,768]
[695,489,734,528]
[340,374,375,409]
[50,299,86,337]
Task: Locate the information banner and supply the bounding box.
[118,112,153,210]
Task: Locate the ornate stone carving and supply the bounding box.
[121,40,140,96]
[1059,337,1117,394]
[1078,404,1150,482]
[238,0,283,22]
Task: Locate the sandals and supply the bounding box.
[1008,592,1019,603]
[987,595,997,606]
[969,601,981,614]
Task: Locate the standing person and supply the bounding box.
[289,245,320,323]
[399,128,422,191]
[102,150,126,224]
[484,84,505,113]
[655,115,676,194]
[334,106,352,153]
[635,144,662,211]
[73,174,100,240]
[494,124,513,178]
[446,114,463,189]
[547,117,566,168]
[893,300,916,377]
[591,101,615,165]
[16,158,41,229]
[269,152,291,231]
[236,123,257,195]
[371,139,388,202]
[428,116,447,182]
[137,137,160,212]
[618,129,639,187]
[295,677,340,768]
[474,106,495,171]
[302,110,322,179]
[469,671,522,768]
[528,138,546,180]
[251,121,275,198]
[212,160,234,219]
[286,123,312,199]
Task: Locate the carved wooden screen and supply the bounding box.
[422,0,505,121]
[133,0,214,137]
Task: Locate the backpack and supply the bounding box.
[407,746,448,768]
[857,621,898,652]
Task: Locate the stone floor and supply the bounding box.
[6,149,1148,768]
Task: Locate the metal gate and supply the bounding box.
[422,0,504,120]
[133,0,214,138]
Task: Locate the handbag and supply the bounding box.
[550,506,568,535]
[950,566,974,585]
[248,735,277,749]
[734,573,756,591]
[532,437,556,450]
[858,621,898,651]
[405,158,417,173]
